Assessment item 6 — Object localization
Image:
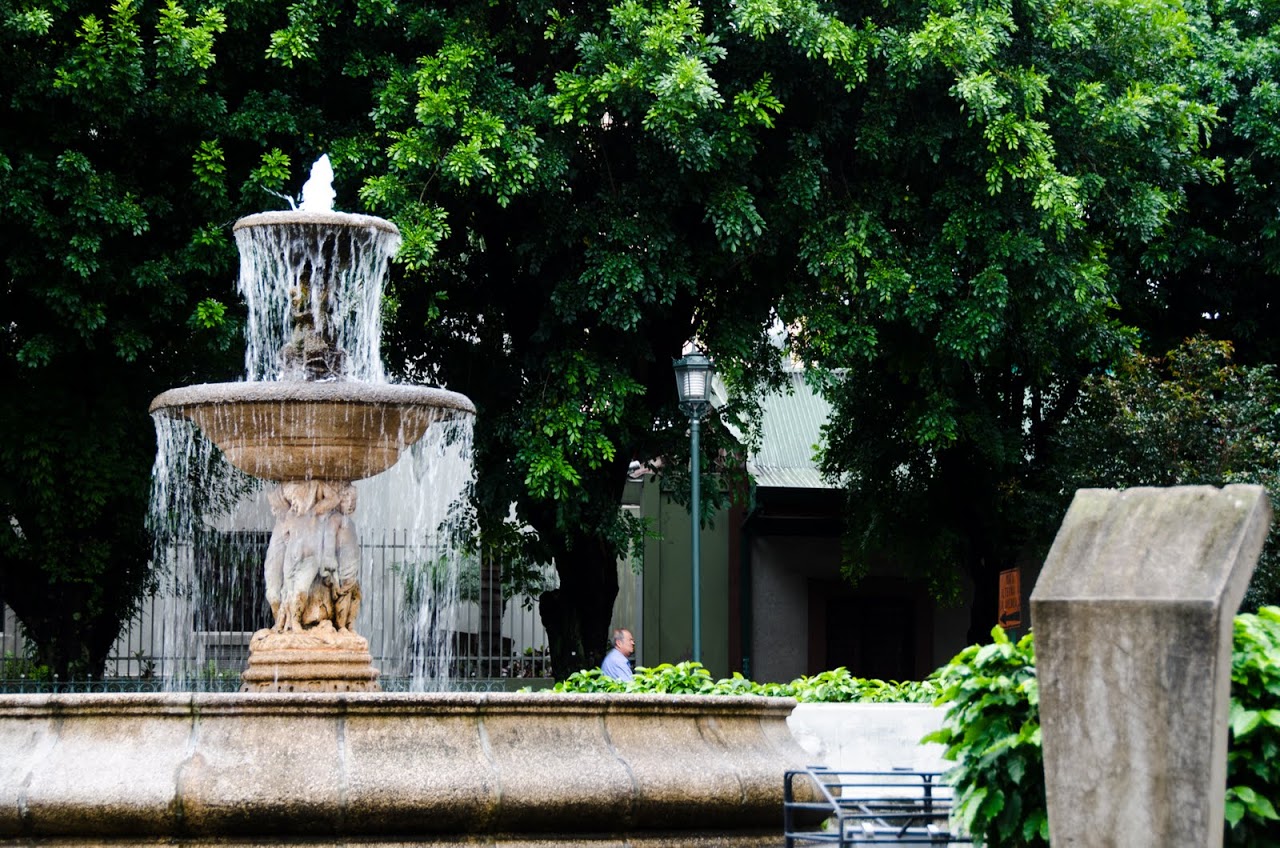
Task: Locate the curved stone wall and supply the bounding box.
[0,691,804,846]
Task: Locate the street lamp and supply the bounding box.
[673,346,714,664]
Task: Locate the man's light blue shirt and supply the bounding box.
[601,647,633,681]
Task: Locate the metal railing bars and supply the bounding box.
[783,766,971,846]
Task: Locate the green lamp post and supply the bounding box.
[672,346,715,664]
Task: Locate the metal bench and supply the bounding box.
[783,766,972,846]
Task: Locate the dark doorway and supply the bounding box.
[825,595,916,681]
[808,578,929,680]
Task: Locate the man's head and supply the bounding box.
[612,628,635,657]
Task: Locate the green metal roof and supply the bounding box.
[747,370,833,490]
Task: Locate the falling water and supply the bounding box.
[236,220,395,383]
[147,157,475,691]
[148,412,475,691]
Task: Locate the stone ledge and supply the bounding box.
[0,692,804,842]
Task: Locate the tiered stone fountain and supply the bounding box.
[149,186,473,691]
[0,161,807,846]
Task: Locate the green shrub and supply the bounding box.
[551,663,744,695]
[548,662,935,702]
[1226,606,1280,844]
[926,607,1280,847]
[1,650,51,681]
[923,626,1047,847]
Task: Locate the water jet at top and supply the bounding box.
[147,157,476,691]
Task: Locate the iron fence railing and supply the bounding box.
[784,767,971,846]
[1,534,557,689]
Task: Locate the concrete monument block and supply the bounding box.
[1030,485,1272,847]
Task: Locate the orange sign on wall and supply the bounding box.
[998,568,1022,629]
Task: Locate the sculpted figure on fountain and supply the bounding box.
[263,480,363,636]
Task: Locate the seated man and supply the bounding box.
[600,628,635,682]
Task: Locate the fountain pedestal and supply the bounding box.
[240,625,380,692]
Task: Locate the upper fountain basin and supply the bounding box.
[149,381,475,482]
[234,209,400,236]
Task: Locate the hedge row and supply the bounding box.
[552,661,940,702]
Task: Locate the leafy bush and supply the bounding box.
[926,607,1280,847]
[1,650,51,682]
[923,626,1047,847]
[548,662,937,702]
[1226,606,1280,844]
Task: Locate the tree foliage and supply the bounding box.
[1131,0,1280,365]
[347,0,1257,665]
[1,0,236,677]
[0,0,372,677]
[751,0,1226,638]
[1038,336,1280,608]
[339,0,813,676]
[3,0,1277,679]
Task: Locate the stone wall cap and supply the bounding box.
[0,690,798,718]
[1031,484,1272,604]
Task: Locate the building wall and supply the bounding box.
[622,475,982,684]
[746,532,975,683]
[609,502,646,666]
[748,535,830,683]
[637,478,732,677]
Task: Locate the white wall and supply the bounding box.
[787,703,950,774]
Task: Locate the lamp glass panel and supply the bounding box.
[684,370,708,401]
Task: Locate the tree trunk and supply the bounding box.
[11,591,123,682]
[538,536,621,681]
[965,555,1004,645]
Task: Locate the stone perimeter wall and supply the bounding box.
[0,692,804,845]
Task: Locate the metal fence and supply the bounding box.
[1,532,557,691]
[783,767,971,846]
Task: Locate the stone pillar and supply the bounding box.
[1030,485,1271,847]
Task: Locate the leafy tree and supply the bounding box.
[5,0,1270,681]
[0,0,235,677]
[0,0,372,677]
[0,0,788,680]
[342,0,806,676]
[270,0,1245,665]
[1129,0,1280,365]
[765,0,1225,640]
[1037,336,1280,609]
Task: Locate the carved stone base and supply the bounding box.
[241,621,380,692]
[0,691,807,843]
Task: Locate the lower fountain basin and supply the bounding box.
[149,381,475,481]
[0,692,804,846]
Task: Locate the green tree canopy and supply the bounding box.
[5,0,1276,677]
[759,0,1226,638]
[1129,0,1280,364]
[1039,336,1280,609]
